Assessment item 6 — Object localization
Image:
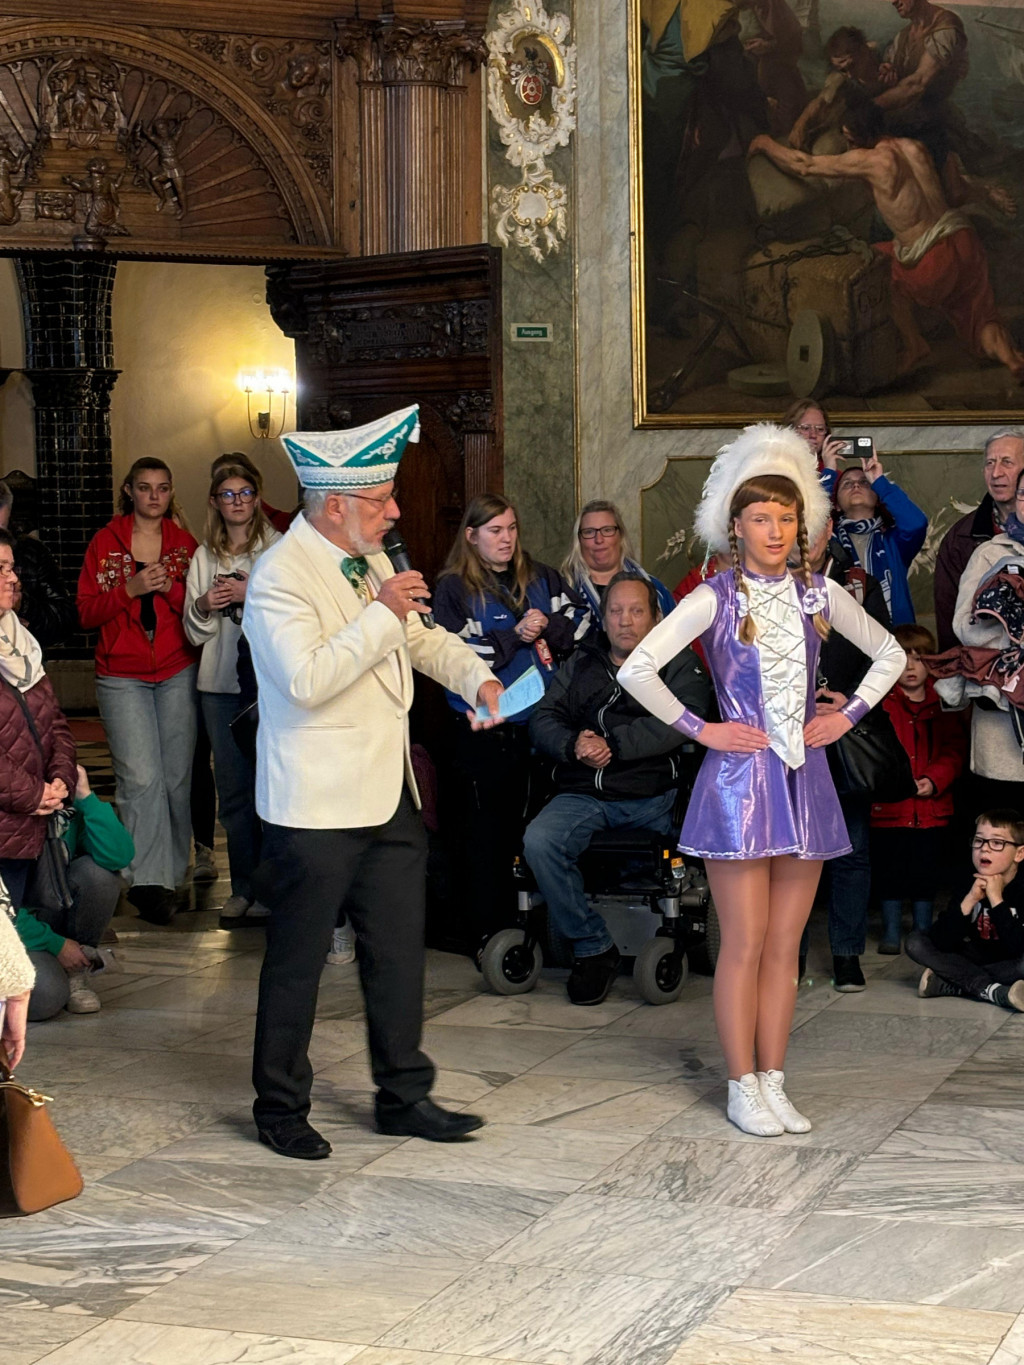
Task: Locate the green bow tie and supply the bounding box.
[342,555,369,599]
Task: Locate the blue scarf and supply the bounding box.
[1004,513,1024,545]
[835,515,891,609]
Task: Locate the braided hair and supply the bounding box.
[728,474,830,642]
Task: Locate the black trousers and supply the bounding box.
[905,929,1024,997]
[251,788,434,1125]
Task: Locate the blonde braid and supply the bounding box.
[798,514,830,640]
[728,524,758,645]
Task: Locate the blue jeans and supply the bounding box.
[828,795,871,957]
[522,790,676,958]
[96,666,197,891]
[201,691,260,900]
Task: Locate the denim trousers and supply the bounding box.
[201,691,260,901]
[826,794,871,956]
[28,854,124,1021]
[522,789,676,958]
[905,929,1024,998]
[96,665,197,891]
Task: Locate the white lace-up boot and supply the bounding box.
[727,1072,784,1136]
[757,1069,812,1133]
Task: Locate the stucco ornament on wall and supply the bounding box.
[487,0,575,262]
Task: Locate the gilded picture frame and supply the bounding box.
[628,0,1024,429]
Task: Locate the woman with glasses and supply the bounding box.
[936,467,1024,814]
[783,399,846,472]
[185,463,279,925]
[562,500,675,637]
[435,494,589,952]
[77,458,198,925]
[0,529,76,911]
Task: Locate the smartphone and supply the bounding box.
[838,436,874,459]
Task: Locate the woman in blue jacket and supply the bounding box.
[824,448,927,625]
[434,494,589,953]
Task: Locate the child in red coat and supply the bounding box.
[871,623,967,952]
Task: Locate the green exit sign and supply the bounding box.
[511,322,553,342]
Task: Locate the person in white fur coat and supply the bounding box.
[0,877,35,1069]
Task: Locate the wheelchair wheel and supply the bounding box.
[705,898,721,970]
[481,928,543,995]
[634,936,688,1005]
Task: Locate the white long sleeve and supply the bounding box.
[824,577,906,713]
[617,584,718,730]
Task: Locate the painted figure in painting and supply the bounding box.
[750,99,1024,384]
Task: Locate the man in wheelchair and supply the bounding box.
[524,573,712,1005]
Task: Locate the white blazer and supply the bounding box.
[244,513,492,829]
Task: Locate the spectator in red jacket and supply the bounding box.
[871,622,967,952]
[0,528,77,907]
[77,458,199,925]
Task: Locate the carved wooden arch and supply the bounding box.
[0,21,333,249]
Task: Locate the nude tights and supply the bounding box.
[705,856,823,1079]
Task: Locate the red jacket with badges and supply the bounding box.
[870,679,967,829]
[77,514,198,682]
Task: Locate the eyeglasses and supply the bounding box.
[216,488,257,504]
[0,563,20,578]
[796,423,828,435]
[972,836,1022,853]
[579,526,620,540]
[345,491,397,508]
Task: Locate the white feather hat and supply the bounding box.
[694,422,831,554]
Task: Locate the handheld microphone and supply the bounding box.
[382,528,435,629]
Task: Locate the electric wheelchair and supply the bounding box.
[479,743,721,1005]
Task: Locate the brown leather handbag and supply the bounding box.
[0,1060,83,1216]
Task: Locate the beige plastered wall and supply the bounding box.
[0,259,298,533]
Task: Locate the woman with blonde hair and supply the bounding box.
[562,499,675,636]
[620,425,904,1137]
[434,493,588,950]
[185,460,279,924]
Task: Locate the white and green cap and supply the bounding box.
[281,404,420,490]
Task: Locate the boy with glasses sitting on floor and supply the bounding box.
[905,809,1024,1010]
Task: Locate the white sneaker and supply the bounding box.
[727,1072,784,1137]
[66,971,101,1014]
[326,925,356,965]
[757,1069,812,1133]
[193,844,218,882]
[246,902,271,921]
[219,895,251,922]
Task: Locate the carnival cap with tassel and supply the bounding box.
[694,422,831,553]
[281,404,420,490]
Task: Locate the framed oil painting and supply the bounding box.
[629,0,1024,426]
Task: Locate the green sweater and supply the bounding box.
[14,792,134,956]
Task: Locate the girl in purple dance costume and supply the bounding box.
[618,425,905,1137]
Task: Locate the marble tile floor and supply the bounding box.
[3,907,1024,1365]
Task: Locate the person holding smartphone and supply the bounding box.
[185,462,280,925]
[821,441,927,625]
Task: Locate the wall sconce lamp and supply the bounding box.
[238,369,292,439]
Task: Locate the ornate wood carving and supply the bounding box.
[0,23,333,250]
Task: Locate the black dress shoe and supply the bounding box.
[127,885,175,926]
[832,954,866,992]
[375,1097,483,1142]
[567,946,621,1005]
[257,1116,332,1160]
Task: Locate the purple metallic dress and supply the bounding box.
[678,571,851,861]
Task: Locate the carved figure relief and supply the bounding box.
[487,0,576,262]
[0,32,330,249]
[63,157,129,239]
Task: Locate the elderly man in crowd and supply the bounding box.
[244,407,501,1160]
[933,431,1024,651]
[524,573,711,1006]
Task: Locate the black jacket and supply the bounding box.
[934,495,999,653]
[16,536,77,651]
[931,873,1024,964]
[817,540,892,698]
[529,638,712,800]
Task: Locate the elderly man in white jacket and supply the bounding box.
[244,407,501,1159]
